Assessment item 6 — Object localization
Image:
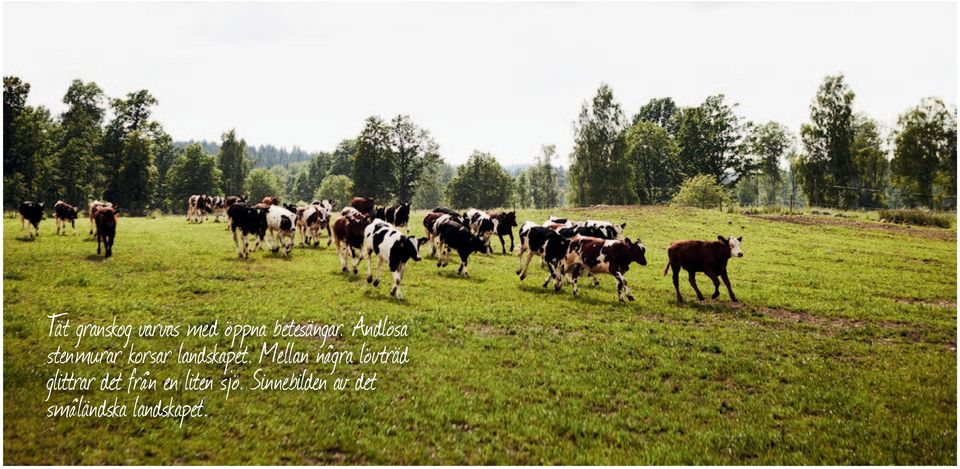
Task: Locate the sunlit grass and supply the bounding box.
[3,206,956,464]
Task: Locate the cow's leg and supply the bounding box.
[337,242,349,272]
[458,252,469,276]
[20,216,25,231]
[615,272,634,302]
[232,230,243,257]
[721,268,737,302]
[351,247,362,274]
[325,225,332,245]
[391,263,404,299]
[519,251,535,280]
[105,234,113,258]
[97,233,102,255]
[705,270,721,299]
[671,263,684,303]
[516,245,527,274]
[71,219,76,235]
[543,260,557,288]
[570,266,581,296]
[365,249,374,284]
[498,234,507,254]
[284,232,293,256]
[374,257,384,287]
[688,271,705,301]
[591,272,600,287]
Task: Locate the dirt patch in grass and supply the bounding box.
[750,214,956,241]
[894,298,957,309]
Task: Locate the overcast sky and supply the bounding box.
[3,1,956,166]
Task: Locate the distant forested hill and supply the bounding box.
[174,140,314,168]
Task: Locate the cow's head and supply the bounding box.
[502,211,517,228]
[283,203,298,213]
[624,238,647,266]
[469,233,487,254]
[719,235,744,258]
[405,236,429,262]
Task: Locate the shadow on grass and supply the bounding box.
[434,270,487,283]
[84,254,107,262]
[14,235,38,242]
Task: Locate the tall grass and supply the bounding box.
[878,209,953,228]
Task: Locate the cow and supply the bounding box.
[362,220,428,300]
[265,205,297,256]
[580,220,626,240]
[227,203,269,258]
[664,235,744,303]
[333,207,372,273]
[489,211,518,254]
[295,204,328,247]
[315,199,334,243]
[516,221,571,288]
[350,197,376,216]
[93,205,118,258]
[187,195,210,223]
[88,201,113,235]
[53,201,78,235]
[542,216,574,228]
[208,196,226,222]
[561,237,648,302]
[261,196,281,206]
[434,216,487,277]
[223,195,246,230]
[422,211,465,257]
[18,201,44,237]
[466,208,499,254]
[384,202,412,230]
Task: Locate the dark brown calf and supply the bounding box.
[350,197,376,215]
[93,206,118,258]
[664,235,744,303]
[333,208,370,273]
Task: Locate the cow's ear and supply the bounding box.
[417,237,428,245]
[737,236,743,242]
[718,235,727,243]
[624,237,632,245]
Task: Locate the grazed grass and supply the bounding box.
[3,206,956,464]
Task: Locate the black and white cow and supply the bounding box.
[187,195,210,223]
[422,210,462,257]
[561,236,648,302]
[18,201,44,237]
[208,196,226,223]
[516,221,571,288]
[266,204,297,256]
[466,208,499,254]
[434,216,487,276]
[88,201,113,235]
[362,220,428,300]
[227,203,269,258]
[295,204,328,247]
[384,202,412,230]
[53,201,78,235]
[223,195,246,230]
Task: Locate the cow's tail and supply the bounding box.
[663,261,671,276]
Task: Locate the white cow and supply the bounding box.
[266,205,296,256]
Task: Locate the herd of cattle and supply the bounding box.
[15,196,745,303]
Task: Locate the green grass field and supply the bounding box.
[3,206,956,464]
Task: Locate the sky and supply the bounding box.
[3,1,957,166]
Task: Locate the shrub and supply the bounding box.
[314,175,354,209]
[878,209,953,228]
[671,174,732,210]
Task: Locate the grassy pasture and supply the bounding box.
[3,205,956,464]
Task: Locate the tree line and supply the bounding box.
[568,75,956,210]
[4,74,955,214]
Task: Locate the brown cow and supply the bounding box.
[261,196,280,206]
[93,206,119,258]
[350,197,376,216]
[664,235,744,303]
[333,207,371,273]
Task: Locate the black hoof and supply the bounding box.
[627,295,635,301]
[373,280,380,287]
[367,276,373,283]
